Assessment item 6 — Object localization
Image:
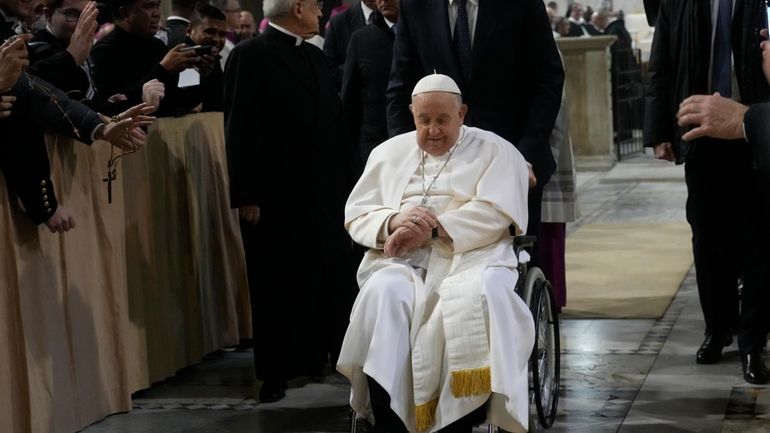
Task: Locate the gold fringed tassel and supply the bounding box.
[414,397,439,432]
[450,366,491,397]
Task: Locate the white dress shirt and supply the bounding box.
[448,0,478,44]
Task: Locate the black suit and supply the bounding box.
[645,0,770,355]
[224,25,359,382]
[323,1,367,90]
[386,0,564,254]
[341,11,394,164]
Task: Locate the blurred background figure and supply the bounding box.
[237,9,254,40]
[323,0,375,90]
[186,3,226,111]
[156,0,200,47]
[565,2,586,36]
[341,0,398,164]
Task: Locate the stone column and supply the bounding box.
[556,35,617,170]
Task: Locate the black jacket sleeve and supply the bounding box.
[0,74,103,224]
[27,41,90,101]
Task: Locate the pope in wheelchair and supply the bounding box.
[336,74,537,433]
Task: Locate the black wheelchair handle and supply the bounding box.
[513,235,538,248]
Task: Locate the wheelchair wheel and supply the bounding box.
[526,268,560,430]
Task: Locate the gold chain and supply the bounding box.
[25,72,81,139]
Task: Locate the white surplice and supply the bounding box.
[337,127,536,432]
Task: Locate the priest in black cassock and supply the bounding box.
[224,0,359,403]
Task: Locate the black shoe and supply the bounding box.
[742,352,770,384]
[695,333,733,364]
[259,379,286,403]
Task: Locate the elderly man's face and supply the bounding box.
[410,92,467,157]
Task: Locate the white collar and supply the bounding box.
[448,0,479,6]
[45,23,58,38]
[361,1,374,22]
[166,15,191,24]
[384,17,395,28]
[269,21,303,46]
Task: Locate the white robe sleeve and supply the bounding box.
[439,136,530,254]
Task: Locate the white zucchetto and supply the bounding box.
[411,73,462,96]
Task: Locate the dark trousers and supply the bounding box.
[685,141,770,354]
[239,217,357,383]
[527,175,548,267]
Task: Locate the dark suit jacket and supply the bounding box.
[323,1,366,90]
[341,11,394,164]
[28,28,95,106]
[744,103,770,186]
[643,0,769,162]
[0,74,102,224]
[165,17,190,47]
[386,0,564,182]
[223,25,358,378]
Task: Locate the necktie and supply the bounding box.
[712,0,732,97]
[453,0,472,84]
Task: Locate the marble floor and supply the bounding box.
[80,153,770,433]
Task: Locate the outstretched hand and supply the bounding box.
[98,102,156,150]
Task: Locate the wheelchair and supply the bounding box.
[509,235,560,433]
[350,235,560,433]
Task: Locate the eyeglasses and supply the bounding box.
[55,8,81,23]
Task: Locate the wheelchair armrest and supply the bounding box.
[513,235,538,249]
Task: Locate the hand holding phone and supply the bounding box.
[180,45,214,56]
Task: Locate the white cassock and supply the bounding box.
[337,127,536,433]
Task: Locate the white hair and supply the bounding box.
[263,0,297,19]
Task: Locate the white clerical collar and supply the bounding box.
[448,0,479,6]
[46,23,59,39]
[384,17,395,28]
[268,21,303,46]
[361,1,374,23]
[166,15,190,24]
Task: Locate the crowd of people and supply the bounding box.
[3,0,770,432]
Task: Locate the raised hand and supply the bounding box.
[66,1,98,65]
[0,35,32,92]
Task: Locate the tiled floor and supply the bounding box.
[80,154,770,433]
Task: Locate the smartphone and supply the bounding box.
[180,45,214,56]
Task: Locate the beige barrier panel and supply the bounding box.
[0,112,251,433]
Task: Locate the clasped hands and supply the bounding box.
[384,206,439,258]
